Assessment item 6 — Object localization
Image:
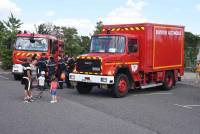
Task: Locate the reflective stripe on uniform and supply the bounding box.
[23,77,31,91]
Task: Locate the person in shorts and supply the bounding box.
[50,75,58,103]
[22,58,34,103]
[37,71,46,98]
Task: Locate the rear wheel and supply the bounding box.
[163,71,174,90]
[76,82,93,94]
[112,74,129,98]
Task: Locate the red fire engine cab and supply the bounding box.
[69,23,184,98]
[12,33,64,80]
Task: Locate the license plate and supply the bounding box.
[82,79,91,82]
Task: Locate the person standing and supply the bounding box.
[37,53,48,75]
[50,75,58,103]
[31,54,38,88]
[21,57,34,103]
[47,56,56,87]
[66,56,75,88]
[57,55,66,89]
[37,71,46,98]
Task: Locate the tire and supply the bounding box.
[112,74,129,98]
[76,82,93,94]
[14,74,21,80]
[162,71,174,90]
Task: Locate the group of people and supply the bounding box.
[21,53,75,103]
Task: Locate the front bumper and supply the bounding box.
[12,64,23,75]
[69,73,114,85]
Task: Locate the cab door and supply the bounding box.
[126,37,140,73]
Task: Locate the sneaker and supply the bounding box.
[24,99,31,103]
[29,98,35,102]
[50,100,55,103]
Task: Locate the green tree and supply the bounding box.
[79,36,90,54]
[3,13,22,32]
[0,21,8,48]
[93,21,103,35]
[36,23,54,35]
[3,13,22,49]
[62,27,82,56]
[35,23,63,38]
[184,32,200,67]
[0,13,22,69]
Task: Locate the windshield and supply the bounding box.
[15,37,48,51]
[90,36,125,53]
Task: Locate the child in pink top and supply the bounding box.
[50,76,58,103]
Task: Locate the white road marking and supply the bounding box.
[174,104,200,109]
[0,75,9,80]
[186,105,200,107]
[143,92,173,96]
[174,104,193,109]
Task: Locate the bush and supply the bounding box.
[1,49,12,70]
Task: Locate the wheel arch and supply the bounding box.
[114,66,133,85]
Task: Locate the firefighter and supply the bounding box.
[57,55,66,89]
[37,53,48,75]
[47,56,56,87]
[66,56,75,88]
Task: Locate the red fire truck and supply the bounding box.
[69,23,184,97]
[12,33,64,80]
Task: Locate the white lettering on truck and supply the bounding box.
[156,29,182,36]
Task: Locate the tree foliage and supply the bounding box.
[0,13,22,69]
[93,21,103,35]
[184,32,200,67]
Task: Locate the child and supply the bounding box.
[37,71,45,98]
[50,75,58,103]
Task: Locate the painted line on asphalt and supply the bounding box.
[186,105,200,107]
[133,92,172,97]
[174,104,200,109]
[143,92,173,96]
[174,104,192,109]
[178,82,200,88]
[0,75,9,80]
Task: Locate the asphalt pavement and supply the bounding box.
[0,71,200,134]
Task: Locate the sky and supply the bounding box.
[0,0,200,35]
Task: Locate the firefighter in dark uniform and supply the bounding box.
[37,53,48,75]
[21,57,34,103]
[66,57,75,88]
[57,55,66,89]
[47,56,56,87]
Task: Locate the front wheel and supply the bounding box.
[163,71,174,90]
[76,82,93,94]
[13,74,21,80]
[112,74,129,98]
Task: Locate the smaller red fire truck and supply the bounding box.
[69,23,184,98]
[12,33,64,80]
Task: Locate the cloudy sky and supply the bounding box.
[0,0,200,35]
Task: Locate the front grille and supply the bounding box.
[76,59,101,74]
